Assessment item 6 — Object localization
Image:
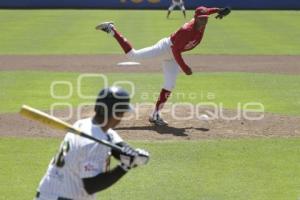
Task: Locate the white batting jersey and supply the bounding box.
[36,118,123,200]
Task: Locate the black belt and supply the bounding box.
[36,192,73,200]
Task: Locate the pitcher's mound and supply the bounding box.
[1,105,300,140]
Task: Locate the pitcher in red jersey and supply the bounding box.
[96,6,231,126]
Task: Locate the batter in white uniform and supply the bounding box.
[35,87,149,200]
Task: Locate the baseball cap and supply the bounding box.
[194,6,209,18]
[94,86,134,118]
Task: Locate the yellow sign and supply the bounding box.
[148,0,160,3]
[131,0,143,3]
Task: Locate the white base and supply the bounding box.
[117,61,141,66]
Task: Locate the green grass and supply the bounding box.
[0,10,299,55]
[0,137,300,200]
[1,71,300,115]
[1,9,299,200]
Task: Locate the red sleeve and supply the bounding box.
[207,8,220,15]
[171,48,189,73]
[170,28,190,73]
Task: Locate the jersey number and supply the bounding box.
[52,141,70,168]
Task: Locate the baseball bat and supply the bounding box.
[19,105,123,152]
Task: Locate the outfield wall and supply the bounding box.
[1,0,300,9]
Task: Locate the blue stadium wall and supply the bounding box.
[1,0,300,9]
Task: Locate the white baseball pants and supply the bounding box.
[168,2,185,11]
[126,37,180,91]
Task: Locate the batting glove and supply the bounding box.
[119,147,150,171]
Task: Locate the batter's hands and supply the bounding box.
[216,7,231,19]
[119,146,149,171]
[134,148,150,166]
[185,67,193,75]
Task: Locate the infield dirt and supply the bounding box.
[1,55,300,140]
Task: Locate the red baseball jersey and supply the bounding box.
[170,7,219,73]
